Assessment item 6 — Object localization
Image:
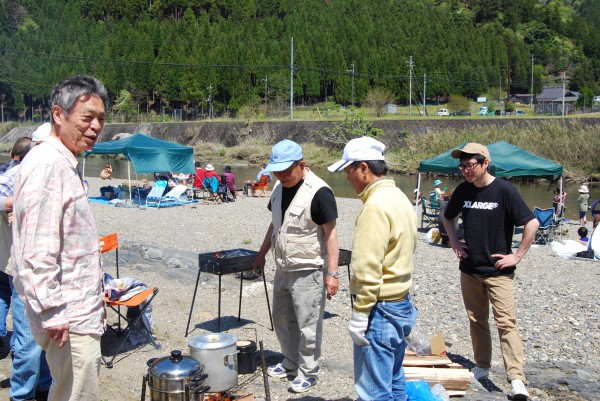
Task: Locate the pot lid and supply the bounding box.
[148,350,204,379]
[188,333,238,350]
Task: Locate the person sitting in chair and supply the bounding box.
[244,163,272,196]
[100,163,113,180]
[221,165,237,201]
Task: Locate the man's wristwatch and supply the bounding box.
[327,271,340,279]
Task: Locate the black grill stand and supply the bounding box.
[185,250,274,336]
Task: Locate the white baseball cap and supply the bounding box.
[31,123,52,142]
[327,137,386,172]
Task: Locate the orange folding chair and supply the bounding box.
[99,233,160,368]
[251,175,270,197]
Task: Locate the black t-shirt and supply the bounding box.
[444,178,534,276]
[268,179,338,225]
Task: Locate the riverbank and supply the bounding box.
[1,118,600,181]
[1,177,598,401]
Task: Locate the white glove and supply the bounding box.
[348,310,370,347]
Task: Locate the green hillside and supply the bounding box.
[0,0,599,120]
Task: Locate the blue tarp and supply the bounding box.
[85,133,195,174]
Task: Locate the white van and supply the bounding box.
[437,108,449,116]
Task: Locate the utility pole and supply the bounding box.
[407,56,414,117]
[499,73,502,102]
[263,75,268,116]
[1,94,5,123]
[347,64,355,108]
[530,54,534,109]
[423,73,427,117]
[207,84,213,119]
[561,72,566,116]
[290,37,294,120]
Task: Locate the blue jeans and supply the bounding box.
[0,271,11,337]
[10,277,52,400]
[354,296,418,401]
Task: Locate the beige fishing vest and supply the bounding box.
[270,170,329,271]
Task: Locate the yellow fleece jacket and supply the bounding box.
[350,177,417,313]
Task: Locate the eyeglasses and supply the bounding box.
[458,161,481,171]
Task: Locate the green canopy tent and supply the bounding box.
[82,133,195,201]
[416,141,564,217]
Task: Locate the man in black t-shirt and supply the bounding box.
[443,143,538,401]
[252,140,339,394]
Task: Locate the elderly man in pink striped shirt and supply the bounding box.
[11,75,108,401]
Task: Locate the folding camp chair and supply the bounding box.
[99,233,160,368]
[144,180,168,208]
[203,176,221,204]
[251,175,270,197]
[533,207,559,245]
[420,197,440,230]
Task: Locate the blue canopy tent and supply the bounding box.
[82,133,195,201]
[416,141,564,218]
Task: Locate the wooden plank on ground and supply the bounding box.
[404,367,472,391]
[403,354,453,367]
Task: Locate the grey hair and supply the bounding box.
[349,160,388,176]
[50,75,109,120]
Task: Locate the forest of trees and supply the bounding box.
[0,0,599,121]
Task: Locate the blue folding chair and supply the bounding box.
[533,207,559,245]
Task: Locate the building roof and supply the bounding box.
[537,86,579,102]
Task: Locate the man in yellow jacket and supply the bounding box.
[328,136,418,401]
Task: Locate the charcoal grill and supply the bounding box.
[185,249,274,335]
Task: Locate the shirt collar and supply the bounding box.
[44,135,80,170]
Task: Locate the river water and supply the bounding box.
[74,158,598,222]
[1,153,596,222]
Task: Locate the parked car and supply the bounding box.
[513,110,525,116]
[477,107,489,115]
[450,110,472,116]
[594,95,600,103]
[437,108,449,116]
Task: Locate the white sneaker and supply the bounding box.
[290,376,316,393]
[471,366,490,380]
[509,379,530,400]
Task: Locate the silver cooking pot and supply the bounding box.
[142,350,209,401]
[188,333,238,393]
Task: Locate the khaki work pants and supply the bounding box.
[272,268,326,380]
[34,332,102,401]
[460,272,526,382]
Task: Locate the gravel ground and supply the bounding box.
[1,177,599,401]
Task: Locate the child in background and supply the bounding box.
[577,185,590,225]
[577,227,589,246]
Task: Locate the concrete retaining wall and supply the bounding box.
[3,118,600,149]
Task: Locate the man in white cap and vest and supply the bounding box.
[443,142,538,400]
[328,136,418,401]
[253,139,339,393]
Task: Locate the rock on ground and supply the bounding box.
[1,177,599,401]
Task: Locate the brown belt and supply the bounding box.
[382,294,409,302]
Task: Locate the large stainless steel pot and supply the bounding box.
[188,333,238,393]
[142,350,209,401]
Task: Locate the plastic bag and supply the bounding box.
[431,383,450,401]
[406,380,437,401]
[406,326,431,355]
[550,240,586,258]
[425,228,442,244]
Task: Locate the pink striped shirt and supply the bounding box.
[11,136,104,335]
